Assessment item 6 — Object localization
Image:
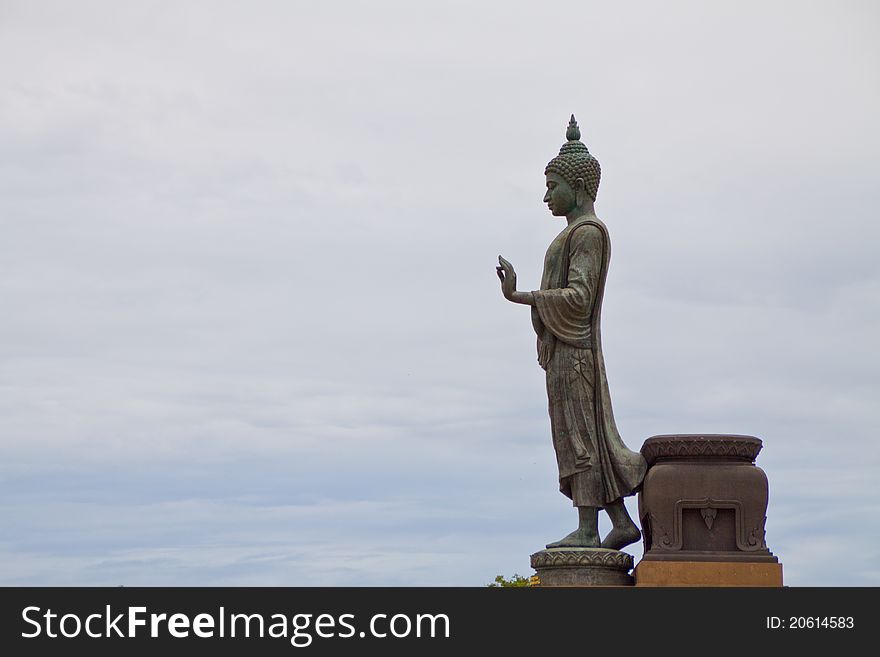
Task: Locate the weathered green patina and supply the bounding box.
[497,116,646,550]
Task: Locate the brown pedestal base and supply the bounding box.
[634,560,783,587]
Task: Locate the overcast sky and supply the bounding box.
[1,0,878,586]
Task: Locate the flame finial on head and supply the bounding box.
[566,114,581,141]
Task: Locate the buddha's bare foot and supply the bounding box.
[600,525,641,551]
[546,528,600,549]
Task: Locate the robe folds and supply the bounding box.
[531,218,646,507]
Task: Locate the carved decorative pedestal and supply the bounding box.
[530,548,634,587]
[635,434,782,587]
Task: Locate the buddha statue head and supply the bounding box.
[544,115,601,217]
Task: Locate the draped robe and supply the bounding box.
[531,218,646,507]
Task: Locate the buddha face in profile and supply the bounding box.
[542,115,601,218]
[543,172,577,217]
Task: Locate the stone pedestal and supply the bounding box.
[530,548,634,587]
[634,560,783,587]
[636,434,783,587]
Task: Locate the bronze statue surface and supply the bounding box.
[497,116,646,551]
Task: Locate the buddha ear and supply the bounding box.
[574,177,587,205]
